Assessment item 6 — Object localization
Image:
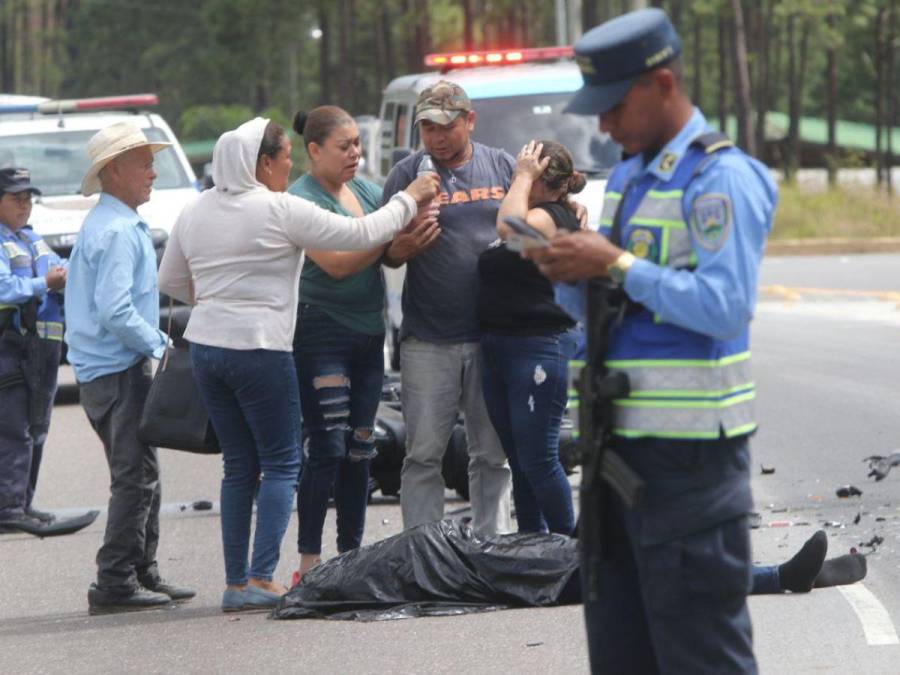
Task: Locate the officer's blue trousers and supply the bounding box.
[0,337,60,518]
[582,435,757,675]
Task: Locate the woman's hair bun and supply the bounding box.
[568,170,587,195]
[292,110,308,136]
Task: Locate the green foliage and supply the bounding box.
[179,105,255,142]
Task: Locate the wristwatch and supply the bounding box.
[607,251,636,285]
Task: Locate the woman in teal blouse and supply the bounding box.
[288,106,437,582]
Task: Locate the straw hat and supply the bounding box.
[81,122,171,197]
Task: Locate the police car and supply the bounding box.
[0,94,198,262]
[367,47,621,369]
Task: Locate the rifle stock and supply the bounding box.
[577,279,645,601]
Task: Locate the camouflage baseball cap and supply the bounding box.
[414,81,473,125]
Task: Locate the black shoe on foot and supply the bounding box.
[0,512,53,536]
[87,584,172,615]
[25,506,56,523]
[137,573,196,602]
[778,530,828,593]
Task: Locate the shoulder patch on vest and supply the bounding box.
[690,193,732,251]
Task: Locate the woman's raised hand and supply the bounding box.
[404,172,441,207]
[515,140,550,181]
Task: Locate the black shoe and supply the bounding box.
[87,584,172,615]
[137,573,196,602]
[0,510,98,538]
[25,506,56,523]
[0,512,53,536]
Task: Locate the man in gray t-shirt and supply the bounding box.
[382,81,513,535]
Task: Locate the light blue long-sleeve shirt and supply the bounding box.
[64,193,167,383]
[622,109,778,340]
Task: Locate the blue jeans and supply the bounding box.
[294,305,383,555]
[480,332,575,535]
[190,344,301,586]
[750,565,780,594]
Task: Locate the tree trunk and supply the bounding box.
[825,6,838,187]
[754,0,773,160]
[717,12,728,134]
[461,0,474,50]
[318,0,332,105]
[731,0,755,155]
[887,0,897,194]
[692,9,703,109]
[874,7,885,187]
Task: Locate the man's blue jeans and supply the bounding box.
[480,332,575,535]
[190,344,301,586]
[294,304,383,555]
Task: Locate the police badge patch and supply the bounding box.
[690,193,732,251]
[627,228,658,261]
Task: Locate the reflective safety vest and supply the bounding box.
[599,136,755,440]
[0,224,64,341]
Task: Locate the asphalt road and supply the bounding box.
[2,253,899,674]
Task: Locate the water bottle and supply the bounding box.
[417,153,435,177]
[417,153,439,210]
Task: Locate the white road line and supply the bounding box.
[838,584,900,646]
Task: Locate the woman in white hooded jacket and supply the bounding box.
[158,117,437,612]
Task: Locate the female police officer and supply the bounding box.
[526,9,777,674]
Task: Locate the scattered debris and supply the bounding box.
[770,507,788,513]
[836,485,863,498]
[760,464,776,475]
[823,521,844,528]
[808,495,824,502]
[749,512,762,529]
[876,517,887,522]
[863,451,900,481]
[179,504,187,511]
[526,642,543,648]
[382,519,390,525]
[192,500,213,511]
[853,512,861,525]
[859,535,884,549]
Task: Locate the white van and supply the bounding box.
[372,47,621,367]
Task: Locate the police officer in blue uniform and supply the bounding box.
[526,9,776,674]
[0,167,98,537]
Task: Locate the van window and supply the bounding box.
[380,102,397,177]
[0,127,191,197]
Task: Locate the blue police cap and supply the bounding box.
[0,167,41,196]
[565,8,681,115]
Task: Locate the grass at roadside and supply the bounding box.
[773,185,900,239]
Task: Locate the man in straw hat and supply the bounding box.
[65,122,195,615]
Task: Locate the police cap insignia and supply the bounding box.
[691,193,732,251]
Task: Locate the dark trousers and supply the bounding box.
[582,436,757,675]
[79,359,160,592]
[0,338,61,517]
[294,304,383,555]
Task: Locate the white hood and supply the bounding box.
[212,117,268,194]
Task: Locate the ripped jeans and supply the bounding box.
[480,331,575,535]
[294,304,384,555]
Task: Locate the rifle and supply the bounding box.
[577,278,645,602]
[0,298,45,426]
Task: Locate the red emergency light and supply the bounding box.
[0,94,159,115]
[425,46,573,70]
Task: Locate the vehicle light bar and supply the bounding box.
[425,46,573,69]
[0,94,158,115]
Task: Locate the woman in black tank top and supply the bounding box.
[477,140,586,535]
